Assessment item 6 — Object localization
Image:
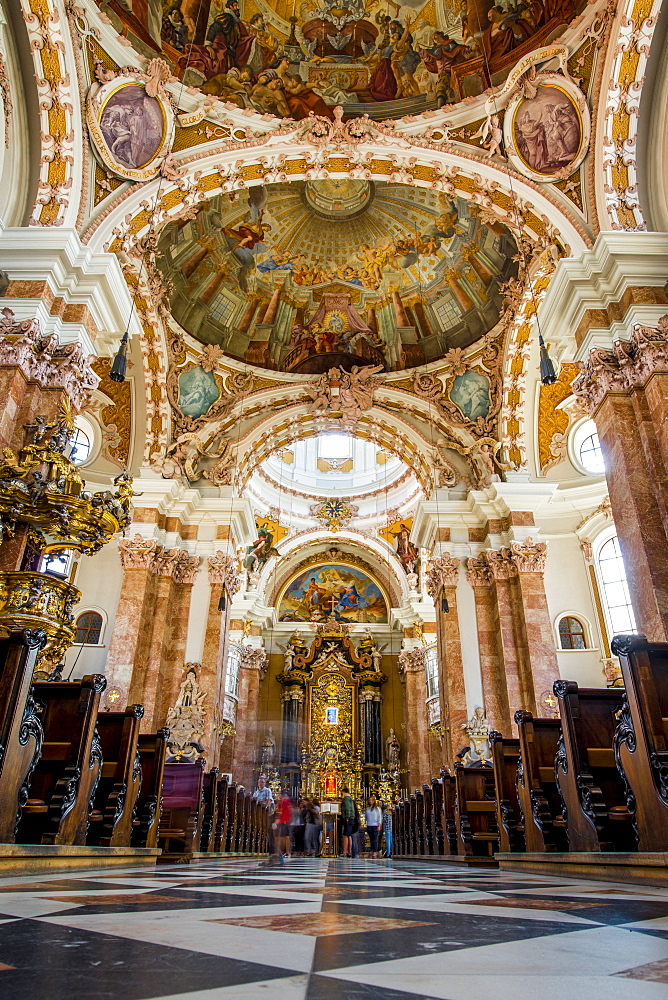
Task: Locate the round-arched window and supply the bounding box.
[68,426,91,465]
[571,419,606,475]
[558,616,586,650]
[75,611,103,645]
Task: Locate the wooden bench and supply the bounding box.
[454,764,499,857]
[422,783,435,855]
[200,767,219,853]
[159,760,206,855]
[212,775,230,851]
[514,710,569,852]
[442,771,459,855]
[224,782,240,852]
[0,628,47,842]
[88,704,144,847]
[17,675,107,845]
[612,634,668,850]
[490,730,525,853]
[431,778,446,855]
[415,787,426,855]
[131,728,169,849]
[553,680,635,852]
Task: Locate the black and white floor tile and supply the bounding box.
[1,857,668,998]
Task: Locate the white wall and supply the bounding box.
[63,541,123,681]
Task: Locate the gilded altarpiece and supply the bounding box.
[306,665,360,804]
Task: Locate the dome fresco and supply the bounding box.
[99,0,587,123]
[156,180,518,373]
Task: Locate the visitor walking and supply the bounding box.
[311,798,322,855]
[303,798,318,856]
[365,795,382,858]
[276,790,292,862]
[252,776,274,856]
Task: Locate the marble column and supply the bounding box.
[105,535,162,707]
[465,554,512,734]
[181,244,210,277]
[485,548,531,723]
[510,539,559,710]
[444,269,474,312]
[201,552,242,765]
[573,317,668,640]
[153,552,201,729]
[200,270,226,305]
[426,553,466,765]
[399,647,430,789]
[262,286,282,325]
[232,646,267,788]
[238,295,259,333]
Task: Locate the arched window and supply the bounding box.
[424,645,439,700]
[597,536,636,635]
[571,418,605,475]
[225,643,242,699]
[558,615,587,650]
[75,611,103,645]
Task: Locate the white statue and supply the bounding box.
[460,706,492,766]
[261,726,276,767]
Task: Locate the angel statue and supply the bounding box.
[459,706,492,766]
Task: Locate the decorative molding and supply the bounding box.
[510,537,548,573]
[573,314,668,413]
[398,647,425,675]
[486,548,519,580]
[0,308,99,410]
[465,553,494,588]
[117,534,162,570]
[426,553,461,597]
[306,365,384,427]
[208,550,241,595]
[240,645,267,677]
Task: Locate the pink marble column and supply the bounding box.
[510,539,559,711]
[182,245,210,277]
[238,295,259,333]
[399,647,431,789]
[444,269,474,312]
[262,286,282,325]
[152,552,201,729]
[232,647,267,788]
[200,552,242,764]
[574,321,668,640]
[427,553,466,765]
[105,535,162,707]
[200,270,226,305]
[465,554,512,734]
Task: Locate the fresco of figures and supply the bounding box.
[156,180,519,372]
[278,564,388,623]
[101,0,587,121]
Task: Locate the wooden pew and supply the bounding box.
[454,764,499,857]
[235,786,248,852]
[408,793,418,855]
[224,782,240,851]
[442,771,459,855]
[0,628,47,842]
[88,704,144,847]
[17,675,106,846]
[553,680,635,852]
[392,800,403,855]
[131,728,169,849]
[431,778,446,855]
[415,788,426,855]
[611,634,668,851]
[422,783,435,855]
[212,775,230,852]
[490,730,525,853]
[514,710,569,852]
[200,767,219,853]
[159,760,206,855]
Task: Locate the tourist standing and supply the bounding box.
[365,795,382,858]
[303,798,318,856]
[312,798,322,855]
[340,787,355,857]
[252,776,274,856]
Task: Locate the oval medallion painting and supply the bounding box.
[279,564,388,623]
[177,366,220,418]
[505,78,589,183]
[87,75,173,182]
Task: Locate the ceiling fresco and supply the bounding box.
[156,180,518,373]
[100,0,587,122]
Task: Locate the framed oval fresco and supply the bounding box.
[278,563,388,624]
[86,73,174,182]
[503,73,590,183]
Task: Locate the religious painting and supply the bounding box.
[177,366,220,417]
[101,0,586,123]
[278,564,388,623]
[156,183,519,374]
[87,76,172,182]
[380,518,418,575]
[325,707,339,725]
[449,370,491,422]
[504,76,590,183]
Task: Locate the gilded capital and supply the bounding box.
[510,537,547,573]
[426,553,461,597]
[118,534,163,571]
[572,314,668,414]
[465,553,493,587]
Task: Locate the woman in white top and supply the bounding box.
[365,796,382,857]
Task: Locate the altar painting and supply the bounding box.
[278,564,388,623]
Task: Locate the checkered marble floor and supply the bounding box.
[2,857,668,999]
